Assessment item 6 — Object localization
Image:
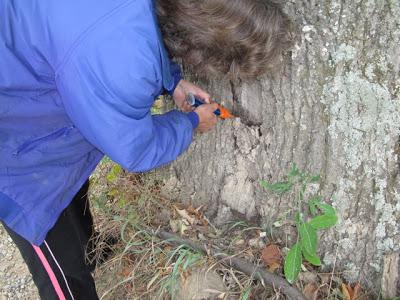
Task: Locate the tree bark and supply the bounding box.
[161,0,400,291]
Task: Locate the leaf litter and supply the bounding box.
[89,159,374,300]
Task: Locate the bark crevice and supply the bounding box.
[162,0,400,291]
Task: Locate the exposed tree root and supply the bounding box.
[148,228,307,300]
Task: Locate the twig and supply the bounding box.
[328,244,339,297]
[148,229,307,300]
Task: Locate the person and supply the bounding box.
[0,0,292,299]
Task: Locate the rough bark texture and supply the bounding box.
[381,252,400,298]
[162,0,400,291]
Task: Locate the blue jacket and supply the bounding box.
[0,0,197,245]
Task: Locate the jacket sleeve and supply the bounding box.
[55,29,193,172]
[166,61,182,95]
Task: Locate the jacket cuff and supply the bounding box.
[167,61,182,95]
[187,111,199,129]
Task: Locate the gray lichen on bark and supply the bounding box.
[161,0,400,289]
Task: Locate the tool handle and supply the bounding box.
[187,93,221,116]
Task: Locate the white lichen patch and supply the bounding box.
[333,178,357,218]
[322,71,400,172]
[321,69,400,270]
[322,252,337,267]
[302,25,316,33]
[332,44,357,64]
[365,64,375,81]
[220,157,256,219]
[302,25,316,43]
[364,0,380,15]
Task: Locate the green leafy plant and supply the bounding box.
[160,246,203,299]
[239,286,252,300]
[261,164,338,284]
[106,164,122,182]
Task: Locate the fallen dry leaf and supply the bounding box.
[299,271,318,284]
[268,262,281,273]
[261,244,282,272]
[118,266,132,277]
[174,206,197,225]
[217,292,226,299]
[187,205,209,226]
[303,282,319,300]
[234,239,245,246]
[169,219,188,235]
[342,282,363,300]
[186,205,203,218]
[170,219,180,233]
[318,274,331,284]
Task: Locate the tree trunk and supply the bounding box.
[161,0,400,291]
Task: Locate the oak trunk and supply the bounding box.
[161,0,400,293]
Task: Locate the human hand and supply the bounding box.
[194,103,219,133]
[173,79,211,112]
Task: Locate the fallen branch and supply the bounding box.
[147,228,307,300]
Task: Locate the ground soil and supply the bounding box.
[0,224,38,300]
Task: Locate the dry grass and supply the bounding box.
[87,159,378,300]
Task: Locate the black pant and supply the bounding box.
[2,181,99,300]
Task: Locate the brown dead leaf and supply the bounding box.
[352,283,363,299]
[268,262,281,273]
[261,244,282,272]
[342,282,363,300]
[217,292,226,299]
[186,205,202,218]
[174,206,197,225]
[169,219,180,233]
[187,205,209,227]
[299,271,318,284]
[303,283,319,300]
[118,266,132,277]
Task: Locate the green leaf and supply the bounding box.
[309,214,338,229]
[299,222,318,256]
[111,164,122,174]
[302,247,321,266]
[284,243,302,283]
[261,181,293,194]
[299,171,307,180]
[260,180,270,189]
[101,156,112,163]
[106,164,122,182]
[299,181,309,200]
[294,212,302,225]
[309,175,320,183]
[288,163,300,178]
[308,197,322,215]
[309,201,337,218]
[182,252,201,271]
[106,172,116,182]
[239,287,252,300]
[317,203,336,216]
[118,197,126,208]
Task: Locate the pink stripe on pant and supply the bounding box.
[32,244,67,300]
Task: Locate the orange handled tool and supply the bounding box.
[187,93,234,120]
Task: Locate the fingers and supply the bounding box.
[180,101,195,112]
[210,103,219,111]
[199,103,219,113]
[178,80,211,103]
[194,103,219,133]
[196,90,211,104]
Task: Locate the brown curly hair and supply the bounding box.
[156,0,293,80]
